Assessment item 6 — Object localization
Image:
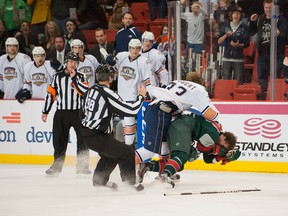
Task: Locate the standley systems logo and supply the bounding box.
[244,118,281,139]
[2,112,21,123]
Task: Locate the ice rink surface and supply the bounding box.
[0,164,287,216]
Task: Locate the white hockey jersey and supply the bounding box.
[141,48,168,87]
[77,54,99,87]
[23,61,56,99]
[0,53,31,99]
[115,52,152,101]
[148,80,219,121]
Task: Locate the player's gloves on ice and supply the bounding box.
[50,59,64,72]
[15,89,31,103]
[215,149,241,165]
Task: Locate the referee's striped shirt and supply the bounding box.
[81,83,144,134]
[42,71,89,114]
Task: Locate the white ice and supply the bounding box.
[0,164,287,216]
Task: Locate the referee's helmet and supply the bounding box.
[65,52,79,63]
[96,64,115,81]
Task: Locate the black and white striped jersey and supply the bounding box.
[81,83,144,134]
[42,70,89,114]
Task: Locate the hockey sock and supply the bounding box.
[162,151,188,177]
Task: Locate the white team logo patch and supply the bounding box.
[78,66,93,80]
[32,73,47,86]
[120,66,136,80]
[4,67,17,80]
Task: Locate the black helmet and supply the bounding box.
[65,52,79,63]
[96,64,115,74]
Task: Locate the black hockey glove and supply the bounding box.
[104,54,116,66]
[15,89,32,103]
[50,59,64,72]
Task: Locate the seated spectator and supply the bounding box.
[89,28,115,63]
[46,34,70,64]
[77,0,108,30]
[15,21,40,57]
[44,21,61,51]
[108,0,129,30]
[155,24,168,48]
[64,18,88,51]
[0,19,9,55]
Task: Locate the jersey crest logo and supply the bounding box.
[4,67,17,80]
[120,66,136,80]
[32,73,47,86]
[78,66,93,80]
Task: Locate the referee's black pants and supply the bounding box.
[83,131,136,186]
[52,110,89,172]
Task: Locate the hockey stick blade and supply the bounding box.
[164,188,261,196]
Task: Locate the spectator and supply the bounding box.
[0,0,31,35]
[214,0,233,30]
[77,0,108,30]
[108,0,129,30]
[44,21,61,51]
[70,39,99,87]
[17,46,55,102]
[181,1,207,55]
[247,0,288,100]
[217,6,249,84]
[89,28,115,64]
[115,12,142,54]
[15,20,40,57]
[41,52,91,176]
[27,0,52,37]
[0,37,31,99]
[50,0,78,34]
[147,0,167,21]
[46,34,70,64]
[0,19,9,55]
[64,18,87,51]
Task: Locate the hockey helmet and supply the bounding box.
[5,37,19,46]
[142,31,155,42]
[32,46,46,56]
[128,39,142,48]
[70,39,84,48]
[65,52,79,62]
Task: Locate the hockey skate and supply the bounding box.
[131,183,144,191]
[137,162,150,183]
[155,173,175,188]
[45,167,60,176]
[93,181,118,190]
[76,168,92,175]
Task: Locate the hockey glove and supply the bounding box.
[210,144,227,156]
[15,89,31,103]
[0,90,4,99]
[215,149,241,165]
[50,59,64,72]
[188,145,200,162]
[104,54,116,66]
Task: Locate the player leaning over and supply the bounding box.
[0,37,31,99]
[135,72,219,167]
[115,39,152,148]
[70,39,100,87]
[141,31,169,87]
[15,46,56,103]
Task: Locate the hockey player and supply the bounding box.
[141,31,169,87]
[70,39,99,87]
[135,72,219,167]
[115,38,152,147]
[0,37,31,99]
[15,46,56,102]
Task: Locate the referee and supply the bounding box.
[81,64,146,191]
[41,52,91,176]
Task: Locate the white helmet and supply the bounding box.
[70,39,84,48]
[142,31,155,42]
[128,39,142,48]
[5,37,19,46]
[32,46,46,56]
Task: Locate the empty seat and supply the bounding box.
[130,2,149,20]
[213,79,238,100]
[243,41,256,70]
[105,29,117,43]
[82,30,97,50]
[233,88,257,101]
[133,20,148,32]
[266,79,287,101]
[238,83,261,99]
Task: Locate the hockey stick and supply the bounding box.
[164,188,261,196]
